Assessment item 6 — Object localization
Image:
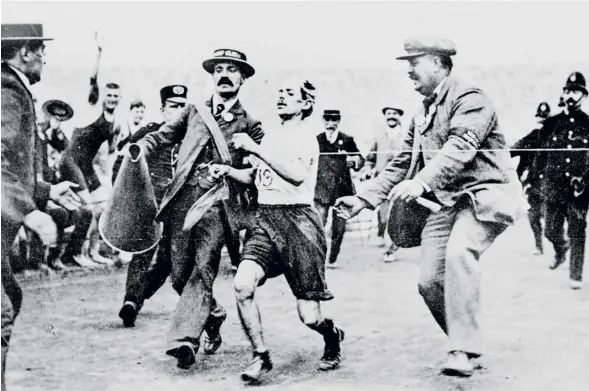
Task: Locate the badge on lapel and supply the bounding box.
[222,112,234,122]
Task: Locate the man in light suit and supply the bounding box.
[335,37,524,376]
[360,106,405,261]
[1,23,81,389]
[132,49,264,369]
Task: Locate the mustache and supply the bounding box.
[218,77,234,87]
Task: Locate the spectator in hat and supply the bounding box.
[131,48,263,369]
[335,36,525,376]
[25,100,94,272]
[510,102,551,255]
[1,23,81,389]
[536,72,589,290]
[360,106,406,262]
[314,109,364,268]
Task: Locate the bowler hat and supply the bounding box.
[382,106,404,116]
[202,49,255,78]
[1,23,53,41]
[160,84,188,104]
[396,36,456,60]
[564,72,587,95]
[42,99,74,121]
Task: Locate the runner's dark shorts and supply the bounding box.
[241,204,333,301]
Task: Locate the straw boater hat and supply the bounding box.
[202,49,255,79]
[42,100,74,121]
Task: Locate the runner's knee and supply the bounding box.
[297,300,322,326]
[233,260,263,302]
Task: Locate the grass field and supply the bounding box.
[5,218,589,391]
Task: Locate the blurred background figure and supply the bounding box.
[510,101,551,255]
[59,32,124,268]
[360,106,405,262]
[117,99,146,151]
[314,109,364,268]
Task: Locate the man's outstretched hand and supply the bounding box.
[49,181,82,211]
[333,196,370,220]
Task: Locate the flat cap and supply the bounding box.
[396,36,457,60]
[382,107,404,116]
[323,109,341,117]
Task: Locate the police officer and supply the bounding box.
[113,85,187,327]
[511,102,551,254]
[314,109,364,268]
[537,72,589,290]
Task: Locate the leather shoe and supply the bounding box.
[442,351,474,377]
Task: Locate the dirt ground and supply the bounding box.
[5,219,589,391]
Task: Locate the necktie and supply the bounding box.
[423,93,437,115]
[214,103,225,118]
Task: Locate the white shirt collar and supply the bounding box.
[127,119,142,135]
[6,63,33,95]
[432,76,447,97]
[325,129,340,144]
[385,125,401,139]
[212,94,238,114]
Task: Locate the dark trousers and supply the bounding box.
[377,199,391,238]
[28,207,93,267]
[165,186,227,351]
[527,192,544,252]
[545,201,587,281]
[1,218,23,390]
[123,234,171,308]
[314,201,346,263]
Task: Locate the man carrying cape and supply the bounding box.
[127,49,263,369]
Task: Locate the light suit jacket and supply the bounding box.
[358,74,524,225]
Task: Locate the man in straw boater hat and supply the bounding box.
[27,99,95,272]
[1,23,82,389]
[208,79,345,382]
[128,48,263,369]
[335,36,525,376]
[536,72,589,290]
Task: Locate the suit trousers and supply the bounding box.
[315,201,347,263]
[1,218,24,389]
[166,185,227,351]
[418,200,506,356]
[544,201,587,281]
[377,199,391,238]
[527,192,544,252]
[123,233,171,308]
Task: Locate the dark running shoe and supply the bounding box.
[241,351,273,383]
[203,313,227,355]
[318,327,345,371]
[166,342,197,370]
[118,301,138,328]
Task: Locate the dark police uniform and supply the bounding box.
[536,72,589,283]
[314,112,364,265]
[113,121,179,321]
[510,102,551,253]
